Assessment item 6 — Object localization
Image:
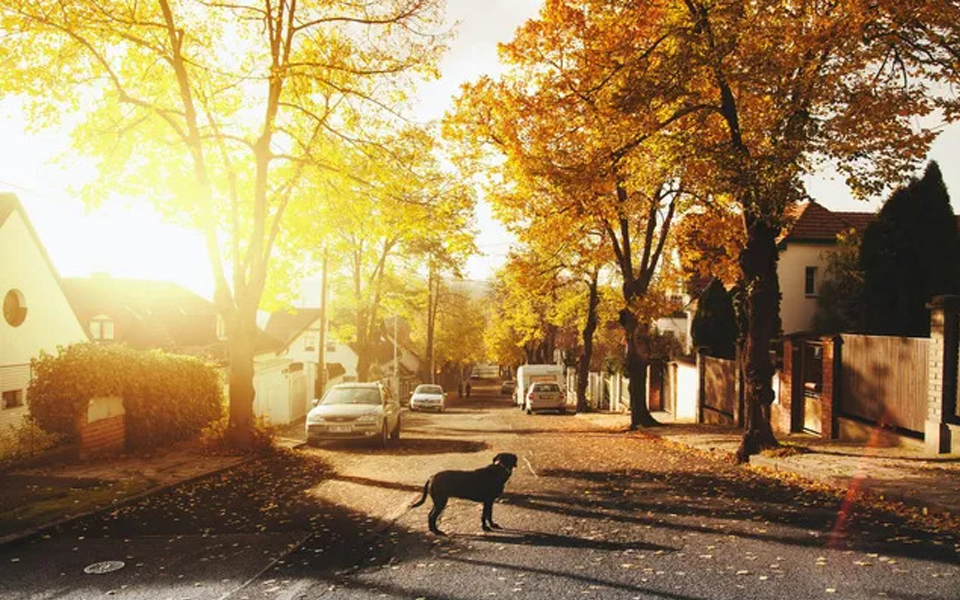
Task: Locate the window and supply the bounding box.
[326,342,337,353]
[3,289,26,327]
[90,314,115,340]
[804,266,817,297]
[216,315,227,340]
[2,390,24,410]
[303,331,317,352]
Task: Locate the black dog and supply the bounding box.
[410,452,518,535]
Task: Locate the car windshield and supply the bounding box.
[416,385,443,394]
[322,387,381,405]
[533,383,560,392]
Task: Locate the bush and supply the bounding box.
[0,416,62,465]
[28,343,223,450]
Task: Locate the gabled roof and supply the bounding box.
[265,308,320,350]
[0,193,89,339]
[781,200,960,246]
[780,201,875,244]
[62,277,219,349]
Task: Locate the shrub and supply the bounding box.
[28,343,223,450]
[0,416,62,465]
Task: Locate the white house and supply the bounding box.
[264,308,360,398]
[0,194,88,439]
[777,201,875,334]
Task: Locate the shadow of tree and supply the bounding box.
[317,437,489,456]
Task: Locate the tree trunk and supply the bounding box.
[735,218,781,462]
[576,275,600,412]
[620,308,659,428]
[226,310,258,448]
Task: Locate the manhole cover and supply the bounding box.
[83,561,125,574]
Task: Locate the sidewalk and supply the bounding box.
[0,436,304,548]
[578,410,960,517]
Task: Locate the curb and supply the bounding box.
[0,452,265,551]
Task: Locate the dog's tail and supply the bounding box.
[410,478,430,508]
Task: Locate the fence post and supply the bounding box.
[820,335,842,440]
[780,336,799,433]
[925,295,960,454]
[696,347,706,424]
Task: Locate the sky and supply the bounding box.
[1,0,958,302]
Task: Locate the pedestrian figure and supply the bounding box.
[466,380,472,398]
[458,380,464,399]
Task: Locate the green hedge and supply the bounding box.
[28,343,223,450]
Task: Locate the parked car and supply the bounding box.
[500,379,516,395]
[410,384,447,412]
[524,381,565,414]
[305,383,401,447]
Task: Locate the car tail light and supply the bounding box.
[527,393,534,400]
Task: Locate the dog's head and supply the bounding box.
[492,452,519,473]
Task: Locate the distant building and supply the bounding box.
[0,194,88,438]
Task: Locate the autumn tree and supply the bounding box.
[447,5,705,428]
[282,128,475,382]
[0,0,447,446]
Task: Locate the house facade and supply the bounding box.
[777,201,875,335]
[0,194,88,437]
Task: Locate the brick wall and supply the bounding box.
[77,397,125,459]
[819,336,840,439]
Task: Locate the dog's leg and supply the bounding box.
[481,500,493,531]
[488,500,502,529]
[428,496,448,535]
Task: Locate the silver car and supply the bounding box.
[305,383,401,447]
[410,384,446,412]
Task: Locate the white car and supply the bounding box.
[305,383,401,447]
[524,381,565,414]
[410,384,446,412]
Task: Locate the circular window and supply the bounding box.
[3,289,27,327]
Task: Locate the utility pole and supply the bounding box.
[315,245,328,399]
[393,315,399,399]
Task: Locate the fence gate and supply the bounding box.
[800,340,824,435]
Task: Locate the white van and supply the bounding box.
[515,364,565,409]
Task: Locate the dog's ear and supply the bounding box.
[493,453,518,469]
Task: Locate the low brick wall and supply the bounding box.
[77,396,125,459]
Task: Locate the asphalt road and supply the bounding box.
[2,381,958,600]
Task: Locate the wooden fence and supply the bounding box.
[701,355,738,423]
[839,334,929,433]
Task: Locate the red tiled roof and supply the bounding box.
[783,201,960,245]
[781,201,875,243]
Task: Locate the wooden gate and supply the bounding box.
[800,340,823,435]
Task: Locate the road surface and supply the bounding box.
[2,381,958,599]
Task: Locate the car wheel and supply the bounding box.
[526,407,532,415]
[378,422,388,448]
[390,416,401,441]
